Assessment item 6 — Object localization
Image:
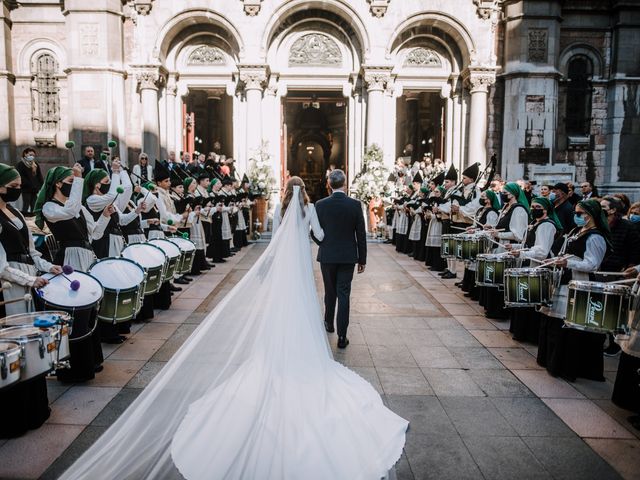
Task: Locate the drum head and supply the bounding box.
[168,237,196,252]
[122,244,166,269]
[0,341,20,353]
[39,271,103,309]
[0,325,49,340]
[569,280,631,296]
[89,258,145,290]
[1,311,71,328]
[149,239,181,259]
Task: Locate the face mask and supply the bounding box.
[99,183,110,194]
[574,214,587,227]
[630,214,640,223]
[59,182,73,198]
[0,187,21,203]
[531,209,544,219]
[25,155,35,162]
[500,192,510,204]
[549,192,556,202]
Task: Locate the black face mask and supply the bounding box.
[0,187,21,203]
[531,208,545,220]
[500,193,511,204]
[59,182,73,198]
[99,183,110,194]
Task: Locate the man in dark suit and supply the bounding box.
[315,169,367,349]
[79,146,109,177]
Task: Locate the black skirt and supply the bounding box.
[612,351,640,413]
[154,281,172,310]
[425,246,446,271]
[509,308,541,344]
[191,249,207,275]
[135,295,155,322]
[0,374,50,438]
[484,287,508,319]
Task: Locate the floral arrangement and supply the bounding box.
[247,141,276,199]
[350,144,390,203]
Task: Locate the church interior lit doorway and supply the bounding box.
[182,89,234,158]
[396,92,446,166]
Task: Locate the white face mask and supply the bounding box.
[25,155,35,162]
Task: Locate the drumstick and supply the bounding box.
[608,278,639,285]
[594,271,626,276]
[0,294,32,307]
[532,254,575,269]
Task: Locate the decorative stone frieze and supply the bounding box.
[289,33,342,67]
[240,0,262,16]
[367,0,390,18]
[363,67,392,92]
[465,66,498,93]
[404,48,442,68]
[188,46,226,66]
[238,65,268,91]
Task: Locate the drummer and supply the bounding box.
[183,177,208,275]
[506,196,562,342]
[538,199,610,382]
[138,182,164,240]
[207,179,227,263]
[424,174,446,272]
[0,163,64,437]
[121,182,153,245]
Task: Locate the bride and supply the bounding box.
[61,177,408,480]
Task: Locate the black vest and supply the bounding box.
[120,205,143,237]
[141,206,161,232]
[86,200,123,259]
[525,219,557,249]
[45,200,90,248]
[476,207,498,226]
[560,228,605,284]
[0,206,32,264]
[496,203,527,233]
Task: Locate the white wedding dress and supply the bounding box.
[61,187,408,480]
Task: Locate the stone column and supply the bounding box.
[383,81,398,167]
[136,70,163,161]
[164,74,178,156]
[0,3,14,163]
[466,70,496,169]
[451,88,462,168]
[442,84,454,164]
[363,69,391,153]
[239,66,267,163]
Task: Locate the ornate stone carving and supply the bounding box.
[473,0,501,20]
[133,0,154,15]
[403,48,442,68]
[289,33,342,67]
[187,46,226,66]
[239,66,268,91]
[367,0,390,18]
[467,70,497,93]
[136,70,164,90]
[363,69,392,92]
[240,0,262,16]
[528,29,548,63]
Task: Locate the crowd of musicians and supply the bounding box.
[0,149,254,438]
[386,161,640,429]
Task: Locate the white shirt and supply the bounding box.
[521,221,557,261]
[566,234,607,279]
[497,204,529,243]
[272,203,324,241]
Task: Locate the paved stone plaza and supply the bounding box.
[0,243,639,479]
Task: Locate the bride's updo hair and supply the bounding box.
[281,176,309,218]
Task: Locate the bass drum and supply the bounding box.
[89,258,146,323]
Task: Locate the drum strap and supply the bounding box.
[5,253,34,265]
[59,240,93,250]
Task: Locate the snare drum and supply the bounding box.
[89,258,146,323]
[168,237,196,275]
[122,243,166,295]
[476,254,515,288]
[0,341,21,389]
[440,234,456,259]
[0,326,55,380]
[565,280,631,334]
[504,268,553,308]
[457,234,489,262]
[1,311,72,364]
[149,239,181,281]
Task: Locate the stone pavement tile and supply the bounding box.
[350,366,383,394]
[593,400,640,441]
[394,452,415,480]
[128,322,145,335]
[440,397,517,436]
[572,378,615,400]
[440,303,478,316]
[39,425,107,480]
[403,433,483,480]
[470,330,519,348]
[463,436,551,479]
[332,344,374,367]
[126,360,167,388]
[108,337,166,361]
[183,311,209,325]
[150,324,198,362]
[390,316,430,329]
[135,322,180,340]
[449,347,504,369]
[46,379,72,404]
[85,359,145,387]
[468,369,532,397]
[0,424,84,479]
[351,314,394,328]
[47,386,120,426]
[523,343,539,356]
[512,370,585,398]
[433,293,465,304]
[455,315,497,330]
[91,387,143,427]
[426,317,464,330]
[386,395,457,436]
[585,438,640,480]
[523,436,622,480]
[361,325,404,346]
[491,397,575,437]
[100,341,122,358]
[168,297,203,311]
[489,347,542,370]
[343,324,366,345]
[397,328,443,347]
[543,399,635,439]
[179,280,223,299]
[153,309,192,324]
[421,369,485,397]
[435,329,483,348]
[377,367,433,395]
[369,344,417,368]
[407,345,461,368]
[487,318,511,331]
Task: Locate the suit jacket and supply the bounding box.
[79,157,109,177]
[315,191,367,265]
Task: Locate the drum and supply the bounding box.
[456,234,489,261]
[0,326,55,380]
[89,258,146,324]
[0,341,21,389]
[168,237,196,275]
[122,243,166,295]
[1,311,72,364]
[504,268,553,308]
[476,254,514,288]
[149,239,181,281]
[440,234,456,259]
[565,280,631,333]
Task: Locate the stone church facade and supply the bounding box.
[0,0,638,197]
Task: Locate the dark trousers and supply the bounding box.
[320,263,355,337]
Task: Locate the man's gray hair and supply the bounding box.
[329,169,346,190]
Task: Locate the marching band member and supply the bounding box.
[120,183,152,245]
[412,187,430,262]
[183,177,208,274]
[207,179,227,263]
[407,173,424,259]
[424,173,446,271]
[538,199,610,381]
[433,165,460,279]
[393,186,411,254]
[220,176,235,259]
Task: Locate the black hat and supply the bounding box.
[444,164,457,182]
[154,163,170,182]
[431,171,445,186]
[197,171,211,182]
[462,162,480,181]
[552,182,569,194]
[221,175,233,186]
[242,174,250,184]
[170,174,182,188]
[413,171,423,184]
[387,173,396,182]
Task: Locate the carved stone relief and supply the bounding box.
[528,29,548,63]
[79,23,99,57]
[240,0,262,16]
[403,48,442,68]
[367,0,391,18]
[289,33,342,67]
[188,46,226,66]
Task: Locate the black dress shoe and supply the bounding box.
[170,284,182,292]
[441,272,457,279]
[103,335,126,345]
[438,271,449,277]
[94,365,104,373]
[337,336,350,349]
[174,277,189,285]
[204,262,215,269]
[182,276,194,282]
[325,322,335,333]
[214,259,226,263]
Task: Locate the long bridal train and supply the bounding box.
[61,187,408,480]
